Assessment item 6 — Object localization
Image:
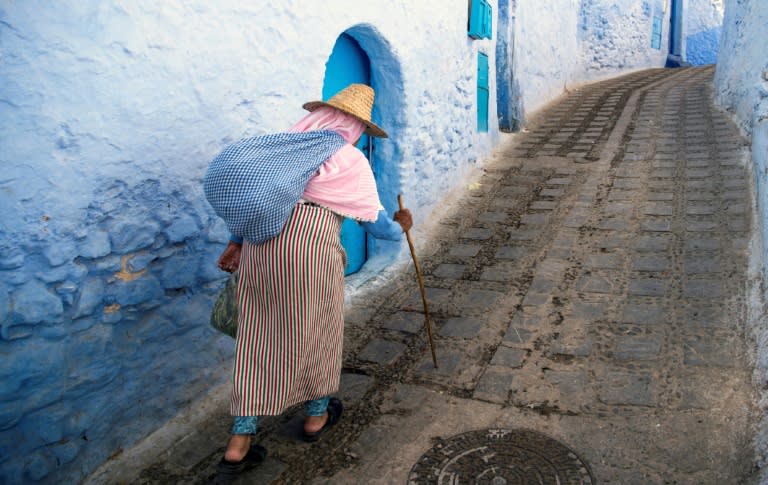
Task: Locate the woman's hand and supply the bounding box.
[393,209,413,233]
[217,241,242,273]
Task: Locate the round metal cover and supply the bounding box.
[408,428,594,485]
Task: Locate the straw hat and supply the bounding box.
[303,84,388,138]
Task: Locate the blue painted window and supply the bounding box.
[469,0,493,39]
[477,52,489,132]
[651,16,663,49]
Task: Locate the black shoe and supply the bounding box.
[302,398,343,442]
[212,443,267,484]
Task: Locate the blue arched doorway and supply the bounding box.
[322,33,372,275]
[319,25,405,281]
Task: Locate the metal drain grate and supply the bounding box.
[408,428,594,484]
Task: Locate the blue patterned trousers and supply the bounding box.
[231,396,330,435]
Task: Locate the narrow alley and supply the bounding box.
[112,66,757,484]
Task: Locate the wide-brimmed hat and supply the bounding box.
[302,84,388,138]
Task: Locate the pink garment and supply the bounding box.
[289,107,382,222]
[289,106,366,144]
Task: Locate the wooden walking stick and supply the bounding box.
[398,194,438,368]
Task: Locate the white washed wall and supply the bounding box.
[510,0,670,119]
[512,0,581,118]
[714,1,768,479]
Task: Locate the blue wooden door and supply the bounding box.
[322,33,371,275]
[477,52,490,132]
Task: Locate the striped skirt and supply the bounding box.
[230,203,346,416]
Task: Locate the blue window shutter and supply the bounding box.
[469,0,484,39]
[469,0,493,40]
[477,52,489,132]
[483,0,493,39]
[651,17,662,49]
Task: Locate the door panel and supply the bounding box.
[477,52,490,132]
[322,33,371,275]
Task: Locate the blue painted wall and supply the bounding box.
[686,28,720,65]
[685,0,725,66]
[0,5,240,483]
[0,4,408,483]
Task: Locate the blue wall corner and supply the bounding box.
[686,28,721,65]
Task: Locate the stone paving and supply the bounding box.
[104,67,759,484]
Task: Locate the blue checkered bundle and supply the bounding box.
[203,130,346,243]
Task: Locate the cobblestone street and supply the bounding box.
[114,66,759,484]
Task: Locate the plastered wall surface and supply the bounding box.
[511,0,669,118]
[714,0,768,478]
[686,0,724,65]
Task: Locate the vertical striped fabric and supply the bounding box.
[230,203,346,416]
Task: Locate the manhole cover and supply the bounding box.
[408,428,594,484]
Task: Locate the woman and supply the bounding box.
[212,84,412,479]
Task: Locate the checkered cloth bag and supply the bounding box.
[203,130,346,243]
